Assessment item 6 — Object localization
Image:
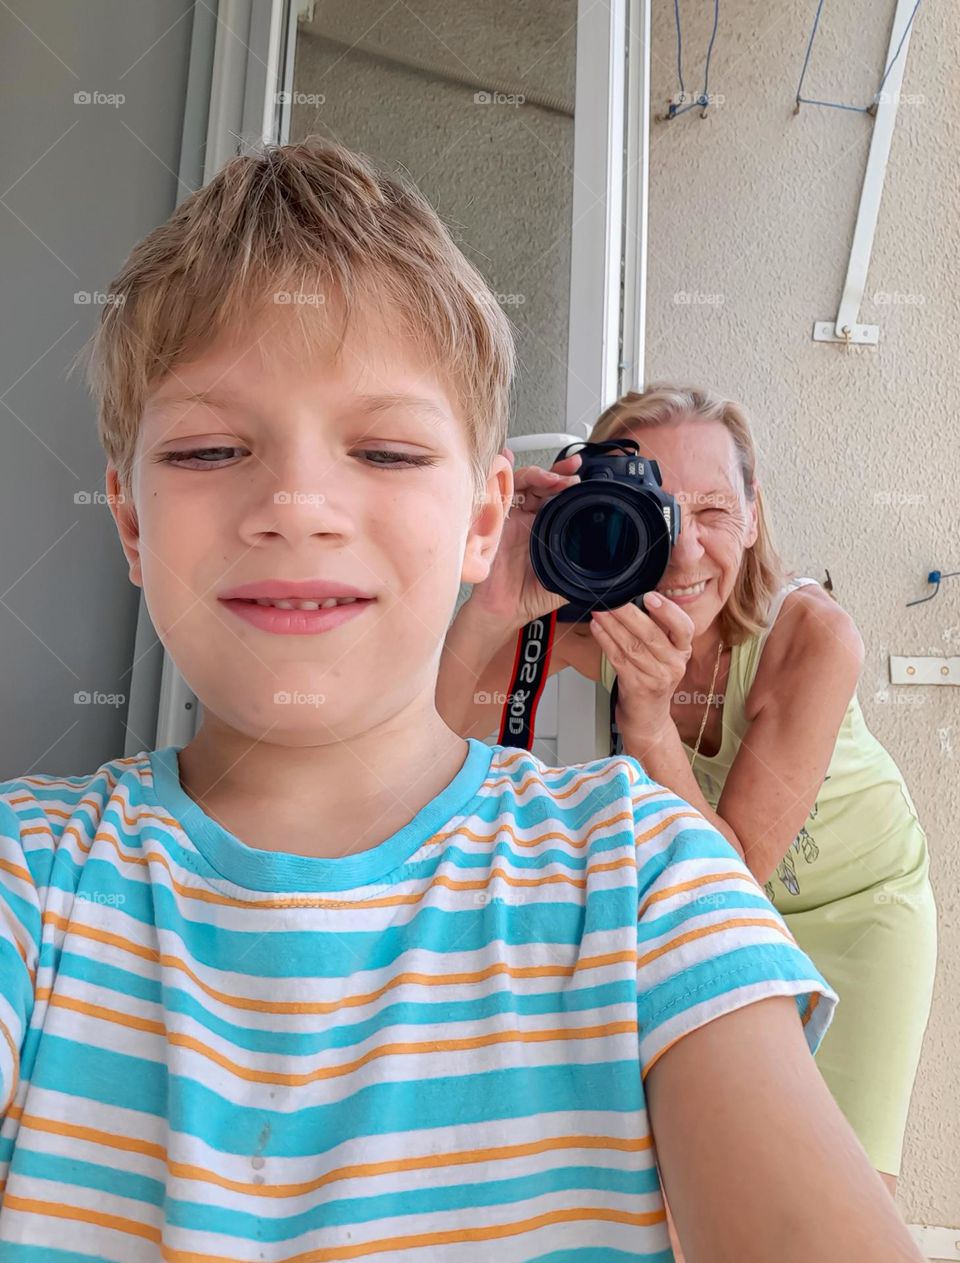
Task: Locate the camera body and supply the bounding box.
[529,438,681,622]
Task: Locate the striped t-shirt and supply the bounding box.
[0,738,837,1261]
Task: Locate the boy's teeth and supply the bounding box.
[253,597,358,610]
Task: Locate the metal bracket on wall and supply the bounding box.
[812,0,918,349]
[890,656,960,686]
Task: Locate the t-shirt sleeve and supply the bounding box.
[0,797,43,1118]
[627,767,838,1081]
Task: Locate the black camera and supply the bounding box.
[529,438,681,622]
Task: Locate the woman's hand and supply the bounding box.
[589,594,695,745]
[467,446,583,631]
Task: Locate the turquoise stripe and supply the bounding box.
[30,1042,645,1155]
[28,1035,169,1119]
[52,953,162,1008]
[0,1247,115,1263]
[11,1147,163,1208]
[54,948,635,1056]
[400,840,598,876]
[154,1162,662,1241]
[636,886,777,945]
[134,888,610,978]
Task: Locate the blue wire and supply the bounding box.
[795,0,827,109]
[673,0,686,98]
[668,0,721,120]
[795,0,923,115]
[702,0,720,103]
[799,97,871,114]
[872,0,923,106]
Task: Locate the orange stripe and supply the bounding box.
[38,989,638,1086]
[0,855,34,885]
[0,1015,20,1115]
[37,790,654,911]
[486,760,658,802]
[11,755,654,846]
[12,758,135,794]
[15,1111,653,1199]
[2,1194,160,1244]
[40,912,641,1015]
[638,867,765,918]
[39,843,745,1025]
[637,915,793,970]
[3,1195,665,1261]
[19,766,684,915]
[18,1111,166,1161]
[160,1204,668,1262]
[800,988,822,1027]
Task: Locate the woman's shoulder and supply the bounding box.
[750,579,864,712]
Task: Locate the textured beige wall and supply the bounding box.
[646,0,959,1227]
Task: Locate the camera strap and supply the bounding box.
[496,612,624,756]
[496,611,558,749]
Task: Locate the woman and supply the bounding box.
[438,383,938,1211]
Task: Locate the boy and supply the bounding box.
[0,141,923,1261]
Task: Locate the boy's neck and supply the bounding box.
[175,710,470,861]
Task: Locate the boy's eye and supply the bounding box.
[356,449,439,468]
[158,447,244,467]
[157,447,439,471]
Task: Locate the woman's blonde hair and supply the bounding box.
[76,140,515,507]
[590,384,794,645]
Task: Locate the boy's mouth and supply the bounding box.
[219,578,375,601]
[219,596,375,635]
[217,579,377,633]
[233,596,364,610]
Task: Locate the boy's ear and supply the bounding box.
[105,463,143,588]
[461,451,513,586]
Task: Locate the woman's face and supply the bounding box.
[617,417,759,640]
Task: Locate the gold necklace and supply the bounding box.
[690,637,724,772]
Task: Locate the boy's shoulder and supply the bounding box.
[483,743,704,855]
[484,743,651,808]
[0,749,155,852]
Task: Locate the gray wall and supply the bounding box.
[0,0,195,777]
[290,0,577,443]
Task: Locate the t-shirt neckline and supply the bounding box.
[145,737,495,894]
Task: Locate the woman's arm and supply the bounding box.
[709,595,862,884]
[646,994,924,1262]
[620,594,864,884]
[437,601,601,740]
[436,601,518,739]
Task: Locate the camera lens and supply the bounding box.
[530,479,673,614]
[561,504,643,578]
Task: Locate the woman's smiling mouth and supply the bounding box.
[659,579,711,601]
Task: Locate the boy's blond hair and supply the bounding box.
[79,140,515,506]
[590,384,794,645]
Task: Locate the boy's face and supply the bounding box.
[107,304,511,746]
